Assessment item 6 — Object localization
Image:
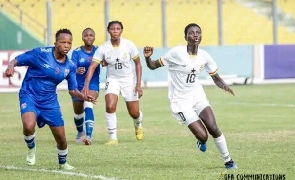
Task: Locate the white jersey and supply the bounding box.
[159,46,218,102]
[93,37,139,78]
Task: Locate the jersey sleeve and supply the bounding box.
[66,63,78,90]
[15,48,40,67]
[157,47,184,67]
[92,47,103,64]
[128,41,139,60]
[70,51,79,68]
[203,51,218,76]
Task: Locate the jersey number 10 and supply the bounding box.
[186,74,196,83]
[115,63,122,69]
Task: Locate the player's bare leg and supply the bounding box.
[72,101,85,143]
[50,126,74,170]
[104,93,119,145]
[126,101,143,140]
[200,106,237,169]
[188,120,208,152]
[22,112,37,165]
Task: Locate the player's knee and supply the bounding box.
[106,104,116,113]
[208,125,221,138]
[129,110,140,119]
[22,122,35,134]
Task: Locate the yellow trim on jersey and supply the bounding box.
[132,54,139,60]
[209,68,218,76]
[157,58,164,67]
[92,58,101,64]
[189,55,197,58]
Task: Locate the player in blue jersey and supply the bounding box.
[4,29,96,170]
[71,28,100,145]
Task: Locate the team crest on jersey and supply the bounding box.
[123,53,127,59]
[64,69,70,77]
[79,58,85,63]
[199,64,204,71]
[21,103,27,109]
[55,67,60,74]
[88,56,92,62]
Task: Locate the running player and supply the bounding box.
[143,23,237,169]
[5,29,96,170]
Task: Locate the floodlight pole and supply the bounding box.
[272,0,278,44]
[217,0,223,45]
[104,0,110,41]
[161,0,167,47]
[46,0,52,46]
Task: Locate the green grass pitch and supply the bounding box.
[0,84,294,180]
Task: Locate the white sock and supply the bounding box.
[213,133,231,162]
[133,111,143,128]
[105,112,117,140]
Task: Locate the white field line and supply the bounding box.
[214,102,295,108]
[0,165,124,180]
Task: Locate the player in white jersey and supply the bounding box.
[143,23,237,169]
[83,21,143,144]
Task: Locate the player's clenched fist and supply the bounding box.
[143,46,154,58]
[5,64,15,77]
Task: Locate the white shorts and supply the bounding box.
[170,93,210,126]
[104,76,139,102]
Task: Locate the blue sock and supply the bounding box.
[57,148,68,164]
[24,133,36,149]
[84,107,94,138]
[74,114,84,133]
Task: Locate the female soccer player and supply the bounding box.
[143,23,237,169]
[71,28,100,145]
[83,21,143,144]
[5,29,96,170]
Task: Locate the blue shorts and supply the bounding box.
[19,95,64,128]
[72,85,99,102]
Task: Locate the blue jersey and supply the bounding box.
[16,47,77,109]
[71,46,100,91]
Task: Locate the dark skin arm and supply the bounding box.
[211,73,235,96]
[82,61,99,95]
[133,56,143,98]
[5,59,18,77]
[5,59,96,103]
[143,46,162,70]
[69,89,96,104]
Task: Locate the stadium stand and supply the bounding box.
[1,0,106,48]
[1,0,295,47]
[276,0,295,17]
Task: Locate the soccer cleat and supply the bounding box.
[75,131,85,143]
[135,127,144,140]
[83,136,92,145]
[59,163,75,170]
[26,147,36,165]
[104,139,118,145]
[197,141,206,152]
[225,160,238,169]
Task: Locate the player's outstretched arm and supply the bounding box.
[5,59,17,77]
[82,61,99,95]
[143,46,161,70]
[211,73,235,96]
[69,89,97,104]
